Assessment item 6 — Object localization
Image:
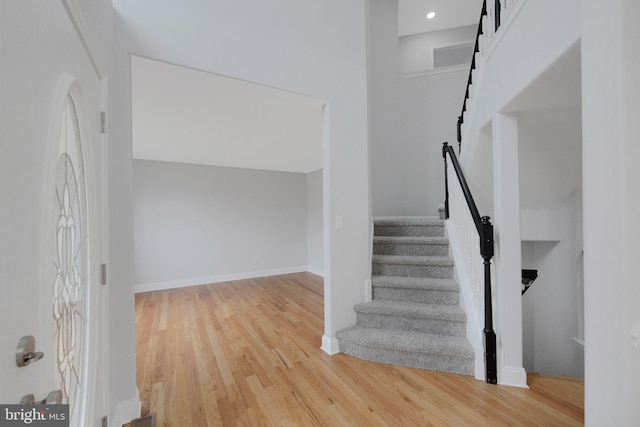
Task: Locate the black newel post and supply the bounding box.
[480,216,497,384]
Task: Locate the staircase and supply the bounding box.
[336,217,474,376]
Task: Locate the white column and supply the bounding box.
[492,112,527,387]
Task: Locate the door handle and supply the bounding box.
[16,336,44,367]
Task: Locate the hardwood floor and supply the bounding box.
[134,272,584,426]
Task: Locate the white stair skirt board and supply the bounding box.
[321,335,340,355]
[134,266,312,293]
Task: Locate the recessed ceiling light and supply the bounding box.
[426,11,436,20]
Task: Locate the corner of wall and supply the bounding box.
[306,266,325,277]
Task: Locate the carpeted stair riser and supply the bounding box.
[372,286,459,305]
[336,325,474,376]
[374,224,444,238]
[372,276,460,305]
[356,312,466,336]
[373,237,449,256]
[338,340,474,376]
[372,262,453,279]
[354,301,466,336]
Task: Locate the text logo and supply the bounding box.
[0,405,69,427]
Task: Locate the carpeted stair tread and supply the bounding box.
[373,255,454,266]
[372,276,459,292]
[373,217,443,226]
[373,236,449,244]
[355,300,466,322]
[337,326,474,358]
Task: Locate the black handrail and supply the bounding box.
[442,142,497,384]
[457,0,487,152]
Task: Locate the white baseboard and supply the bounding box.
[135,266,311,293]
[499,366,529,388]
[110,388,141,427]
[306,266,325,277]
[321,335,340,355]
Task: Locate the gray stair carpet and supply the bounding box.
[337,217,474,376]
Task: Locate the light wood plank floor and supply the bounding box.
[134,272,584,426]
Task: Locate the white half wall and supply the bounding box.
[133,160,308,289]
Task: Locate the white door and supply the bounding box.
[0,1,107,426]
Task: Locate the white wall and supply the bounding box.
[368,0,467,217]
[582,0,640,425]
[133,160,308,290]
[113,0,370,352]
[521,191,584,379]
[307,169,324,275]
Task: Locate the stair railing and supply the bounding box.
[442,141,497,384]
[457,0,525,151]
[457,0,488,152]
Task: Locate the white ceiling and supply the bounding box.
[132,56,325,173]
[398,0,484,37]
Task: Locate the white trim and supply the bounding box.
[499,366,529,388]
[109,389,141,427]
[134,266,311,293]
[366,218,374,302]
[321,335,340,355]
[61,0,105,79]
[398,64,469,79]
[364,278,372,302]
[572,337,585,351]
